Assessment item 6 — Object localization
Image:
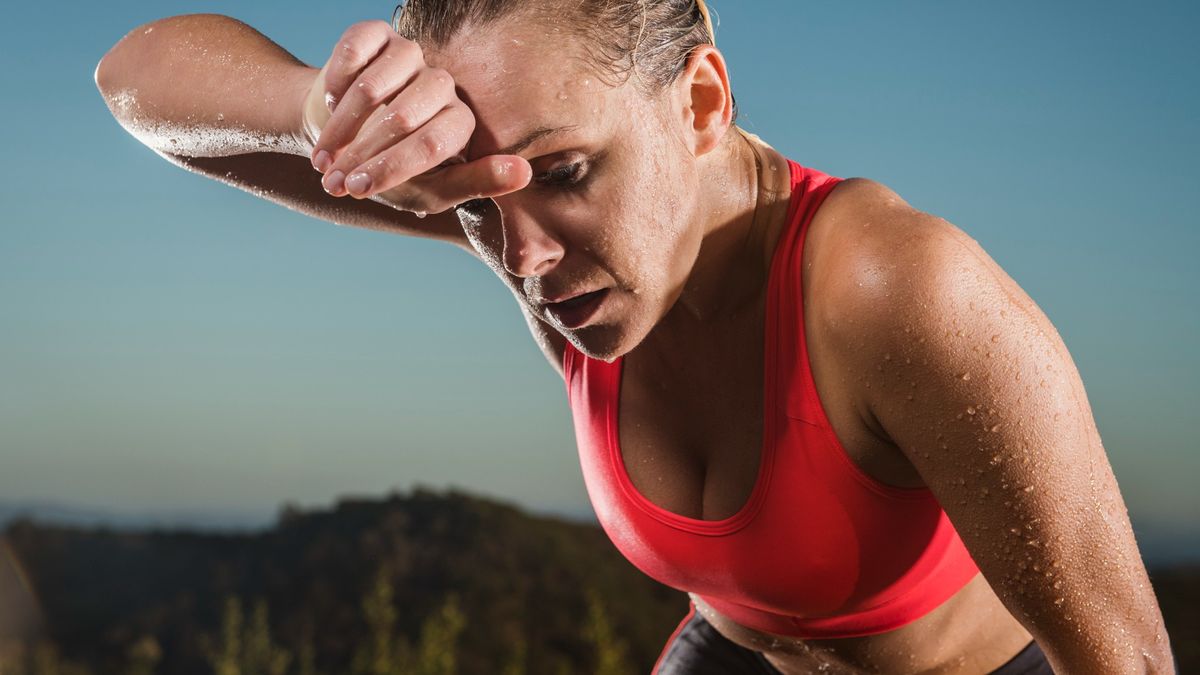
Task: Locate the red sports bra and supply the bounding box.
[562,160,980,639]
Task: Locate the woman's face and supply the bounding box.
[428,20,708,363]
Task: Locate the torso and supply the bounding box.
[540,137,1034,673]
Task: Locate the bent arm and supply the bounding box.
[826,180,1175,673]
[95,14,468,243]
[95,13,313,158]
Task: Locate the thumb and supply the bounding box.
[440,154,533,200]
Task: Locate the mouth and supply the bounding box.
[544,288,610,329]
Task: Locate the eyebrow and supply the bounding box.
[493,124,580,157]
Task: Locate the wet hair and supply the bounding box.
[392,0,736,118]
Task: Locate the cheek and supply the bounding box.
[613,146,694,286]
[459,210,521,291]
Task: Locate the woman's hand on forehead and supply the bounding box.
[306,20,531,215]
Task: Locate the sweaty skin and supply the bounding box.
[413,20,1170,673]
[609,136,1038,674]
[96,12,1175,674]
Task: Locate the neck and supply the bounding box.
[663,128,777,328]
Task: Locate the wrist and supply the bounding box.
[300,63,333,151]
[291,65,328,156]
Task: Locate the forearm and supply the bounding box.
[95,14,316,158]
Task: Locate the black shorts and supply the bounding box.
[652,604,1055,674]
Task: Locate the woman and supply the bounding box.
[94,1,1176,673]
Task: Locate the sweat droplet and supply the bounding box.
[960,372,972,381]
[967,406,977,415]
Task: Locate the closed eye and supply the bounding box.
[534,162,585,187]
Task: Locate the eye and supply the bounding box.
[535,161,586,187]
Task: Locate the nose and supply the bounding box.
[495,202,563,278]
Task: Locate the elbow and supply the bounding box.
[94,19,151,99]
[94,49,116,97]
[95,14,229,96]
[94,37,120,96]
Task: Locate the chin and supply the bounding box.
[565,321,646,364]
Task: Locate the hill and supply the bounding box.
[0,486,688,674]
[1,487,1195,673]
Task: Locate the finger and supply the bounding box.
[321,21,394,112]
[336,104,476,198]
[385,155,534,214]
[316,40,426,162]
[324,67,455,180]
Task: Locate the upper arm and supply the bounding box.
[160,150,475,252]
[826,179,1172,672]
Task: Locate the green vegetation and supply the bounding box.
[0,571,633,675]
[2,488,1196,672]
[0,488,689,674]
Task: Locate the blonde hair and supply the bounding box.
[696,0,715,46]
[393,0,730,112]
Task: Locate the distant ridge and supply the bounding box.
[1,485,689,674]
[0,498,273,533]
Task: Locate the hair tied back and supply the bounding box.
[696,0,716,45]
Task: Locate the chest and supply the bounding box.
[617,315,768,521]
[615,305,926,524]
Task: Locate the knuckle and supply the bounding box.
[447,102,476,135]
[337,22,388,63]
[387,106,423,134]
[415,131,447,163]
[345,20,389,42]
[364,19,393,33]
[336,40,370,68]
[394,37,424,62]
[353,72,388,104]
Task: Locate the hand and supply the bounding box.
[304,21,531,214]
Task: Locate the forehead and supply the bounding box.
[426,18,629,157]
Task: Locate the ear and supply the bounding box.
[675,45,734,157]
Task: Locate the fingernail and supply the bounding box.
[345,172,372,196]
[313,150,332,173]
[324,170,345,195]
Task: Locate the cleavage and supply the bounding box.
[616,318,767,521]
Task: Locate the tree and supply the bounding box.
[584,589,633,675]
[202,596,291,675]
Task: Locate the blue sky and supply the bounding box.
[1,1,1197,562]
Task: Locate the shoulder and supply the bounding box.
[807,187,1168,668]
[804,176,1061,428]
[805,176,999,351]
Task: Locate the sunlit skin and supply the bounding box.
[94,12,1176,674]
[428,22,766,365]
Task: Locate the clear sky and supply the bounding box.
[2,1,1197,562]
